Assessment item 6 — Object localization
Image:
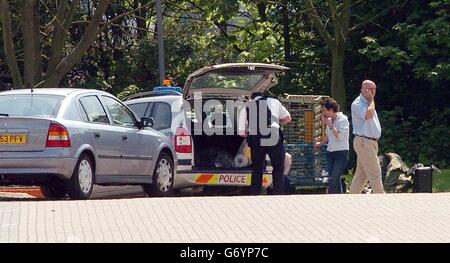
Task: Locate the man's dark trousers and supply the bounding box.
[249,137,285,195]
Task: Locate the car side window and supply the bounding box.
[128,103,149,118]
[102,96,136,127]
[149,102,172,130]
[79,96,110,124]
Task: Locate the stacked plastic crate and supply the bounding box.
[280,94,329,187]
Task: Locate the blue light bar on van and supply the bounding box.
[152,86,182,95]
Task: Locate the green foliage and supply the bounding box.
[117,84,141,100]
[417,109,450,168]
[359,1,450,82]
[379,107,450,168]
[397,1,450,82]
[0,0,448,168]
[379,107,421,164]
[359,36,410,71]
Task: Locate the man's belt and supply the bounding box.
[356,134,378,142]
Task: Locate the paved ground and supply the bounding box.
[1,193,450,243]
[91,185,146,199]
[0,185,147,200]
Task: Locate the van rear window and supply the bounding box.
[0,94,64,117]
[191,73,265,90]
[128,102,149,118]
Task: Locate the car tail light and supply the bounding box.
[174,127,191,153]
[46,123,71,147]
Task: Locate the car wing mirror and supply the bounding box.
[139,117,154,129]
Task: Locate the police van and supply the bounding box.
[125,63,288,191]
[124,85,192,163]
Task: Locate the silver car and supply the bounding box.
[0,88,177,200]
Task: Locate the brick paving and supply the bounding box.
[0,185,146,200]
[1,193,450,243]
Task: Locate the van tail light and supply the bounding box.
[174,127,191,153]
[46,123,71,147]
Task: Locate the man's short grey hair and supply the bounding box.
[362,80,377,88]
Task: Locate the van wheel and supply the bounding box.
[40,181,67,200]
[66,154,94,200]
[143,152,174,197]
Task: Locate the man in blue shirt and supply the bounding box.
[349,80,385,194]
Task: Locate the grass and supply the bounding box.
[342,169,450,193]
[433,169,450,193]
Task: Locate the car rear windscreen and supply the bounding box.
[0,94,64,117]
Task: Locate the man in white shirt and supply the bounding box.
[349,80,385,194]
[238,92,291,195]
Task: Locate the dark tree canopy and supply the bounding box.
[0,0,449,167]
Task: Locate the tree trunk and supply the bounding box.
[33,0,42,83]
[257,2,267,22]
[47,0,80,77]
[305,0,350,107]
[282,1,291,61]
[22,0,36,88]
[280,0,292,92]
[331,46,346,109]
[135,0,147,39]
[41,0,111,88]
[47,0,68,75]
[0,0,23,88]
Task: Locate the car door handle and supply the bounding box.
[122,135,128,141]
[94,132,101,139]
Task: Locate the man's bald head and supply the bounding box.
[361,80,377,100]
[362,80,376,89]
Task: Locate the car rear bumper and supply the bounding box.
[175,166,272,189]
[0,157,77,184]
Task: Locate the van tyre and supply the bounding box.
[143,152,174,197]
[40,181,67,200]
[66,154,94,200]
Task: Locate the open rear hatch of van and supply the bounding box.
[183,63,288,98]
[177,63,288,188]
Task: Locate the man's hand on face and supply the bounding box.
[363,87,374,101]
[370,88,376,99]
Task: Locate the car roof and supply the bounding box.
[0,88,110,97]
[125,95,183,105]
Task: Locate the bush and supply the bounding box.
[417,109,450,168]
[378,107,450,168]
[116,85,141,100]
